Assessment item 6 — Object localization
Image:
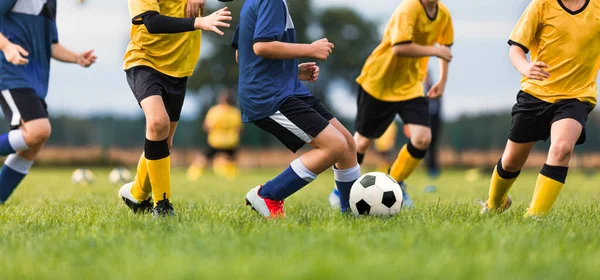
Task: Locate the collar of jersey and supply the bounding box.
[557,0,590,15]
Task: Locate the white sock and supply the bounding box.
[334,164,361,182]
[8,130,29,152]
[5,154,33,174]
[290,158,317,182]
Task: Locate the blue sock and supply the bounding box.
[259,158,317,201]
[334,164,361,212]
[0,130,28,156]
[0,154,32,203]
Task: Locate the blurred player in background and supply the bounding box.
[479,0,600,218]
[0,0,96,204]
[187,90,242,181]
[118,0,231,216]
[235,0,360,218]
[353,0,453,207]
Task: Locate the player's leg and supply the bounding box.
[389,97,431,183]
[426,109,442,178]
[526,117,582,218]
[246,98,348,217]
[0,89,50,203]
[484,140,534,210]
[329,118,360,212]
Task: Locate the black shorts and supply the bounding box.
[0,88,48,129]
[509,91,594,145]
[355,86,429,138]
[253,95,334,153]
[205,146,237,159]
[126,66,187,122]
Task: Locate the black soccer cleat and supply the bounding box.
[152,194,174,217]
[122,196,154,214]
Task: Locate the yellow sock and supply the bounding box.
[131,153,152,202]
[486,166,518,209]
[389,143,425,182]
[147,156,171,205]
[525,173,564,218]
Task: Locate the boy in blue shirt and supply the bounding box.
[0,0,96,203]
[233,0,360,218]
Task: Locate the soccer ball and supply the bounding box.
[72,168,94,185]
[108,167,133,185]
[349,172,403,216]
[329,187,341,209]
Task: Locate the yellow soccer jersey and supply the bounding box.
[205,104,242,150]
[509,0,600,106]
[374,122,398,153]
[123,0,201,77]
[356,0,453,102]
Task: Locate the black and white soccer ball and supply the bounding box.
[108,167,133,185]
[349,172,403,216]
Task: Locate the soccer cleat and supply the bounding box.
[477,195,513,214]
[118,182,153,213]
[399,181,414,209]
[152,194,174,217]
[245,186,285,218]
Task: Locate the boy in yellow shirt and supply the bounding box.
[187,91,242,180]
[479,0,599,218]
[353,0,453,207]
[118,0,232,216]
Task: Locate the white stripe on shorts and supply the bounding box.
[269,110,312,143]
[1,90,21,126]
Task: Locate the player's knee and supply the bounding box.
[146,116,170,138]
[411,133,431,150]
[345,135,357,155]
[549,141,574,163]
[354,134,371,153]
[328,133,349,159]
[23,123,51,147]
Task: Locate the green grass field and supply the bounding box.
[1,167,599,279]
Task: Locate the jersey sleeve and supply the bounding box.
[437,15,454,47]
[50,21,59,43]
[204,108,217,127]
[128,0,160,24]
[253,0,287,43]
[389,4,419,45]
[0,0,16,19]
[508,0,542,53]
[231,25,240,50]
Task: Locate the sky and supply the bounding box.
[46,0,537,120]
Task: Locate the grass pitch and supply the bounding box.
[0,167,599,279]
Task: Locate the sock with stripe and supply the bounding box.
[486,158,520,210]
[0,154,33,203]
[389,141,427,182]
[525,164,567,218]
[131,153,152,202]
[334,164,361,212]
[145,138,171,205]
[0,130,29,156]
[259,158,317,201]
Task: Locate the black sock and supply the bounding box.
[496,158,521,179]
[357,153,365,165]
[144,138,170,160]
[540,164,568,183]
[406,141,427,159]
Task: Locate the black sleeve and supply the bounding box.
[135,11,196,34]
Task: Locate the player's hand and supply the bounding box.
[186,0,205,17]
[519,61,550,81]
[77,49,96,67]
[426,81,446,99]
[194,7,232,36]
[436,46,452,61]
[310,38,334,60]
[2,42,29,65]
[298,62,319,83]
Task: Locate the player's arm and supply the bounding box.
[427,14,454,99]
[134,7,231,35]
[392,43,452,61]
[508,0,548,81]
[254,39,334,60]
[0,33,28,65]
[51,44,96,67]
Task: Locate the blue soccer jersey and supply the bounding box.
[0,0,58,100]
[232,0,311,122]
